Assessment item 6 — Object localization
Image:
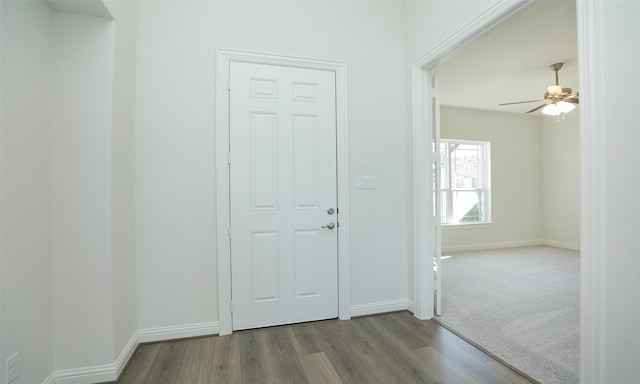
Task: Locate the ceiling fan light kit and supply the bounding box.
[542,100,576,116]
[499,62,579,117]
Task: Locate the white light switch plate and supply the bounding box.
[357,176,376,189]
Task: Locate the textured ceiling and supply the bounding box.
[437,0,578,115]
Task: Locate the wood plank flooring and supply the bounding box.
[116,311,533,384]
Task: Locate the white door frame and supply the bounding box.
[411,0,602,382]
[216,50,350,335]
[411,0,536,321]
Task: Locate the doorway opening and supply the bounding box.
[411,0,596,382]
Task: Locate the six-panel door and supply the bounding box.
[229,62,338,330]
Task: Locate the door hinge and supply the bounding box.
[227,77,231,91]
[228,226,232,239]
[228,151,231,165]
[230,300,234,314]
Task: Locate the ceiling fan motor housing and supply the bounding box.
[545,86,573,98]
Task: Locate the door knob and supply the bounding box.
[322,222,335,230]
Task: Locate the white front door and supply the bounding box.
[229,62,338,330]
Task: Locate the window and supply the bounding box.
[434,139,491,225]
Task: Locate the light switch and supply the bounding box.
[357,176,376,189]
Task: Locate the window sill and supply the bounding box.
[441,222,493,230]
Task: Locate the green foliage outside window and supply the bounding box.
[461,203,481,222]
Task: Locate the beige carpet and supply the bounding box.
[434,245,579,384]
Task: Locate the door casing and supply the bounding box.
[215,50,350,335]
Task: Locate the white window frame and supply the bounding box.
[437,139,491,225]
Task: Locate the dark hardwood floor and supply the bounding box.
[116,311,533,384]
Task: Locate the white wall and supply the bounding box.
[541,111,580,249]
[1,2,55,383]
[104,0,138,361]
[50,10,115,370]
[596,1,640,381]
[2,0,138,381]
[438,106,580,251]
[135,1,410,329]
[439,107,543,251]
[404,0,498,64]
[49,1,139,373]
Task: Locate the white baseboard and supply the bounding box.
[442,239,580,253]
[138,321,219,343]
[45,332,138,384]
[543,239,580,251]
[442,239,543,253]
[407,299,415,314]
[42,321,218,384]
[350,299,410,317]
[48,364,116,384]
[114,332,139,378]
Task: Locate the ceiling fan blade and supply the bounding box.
[499,99,545,106]
[527,102,550,113]
[564,92,579,104]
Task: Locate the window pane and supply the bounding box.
[450,143,485,190]
[432,142,447,188]
[451,190,485,223]
[436,139,490,225]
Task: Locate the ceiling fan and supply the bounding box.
[499,63,579,115]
